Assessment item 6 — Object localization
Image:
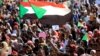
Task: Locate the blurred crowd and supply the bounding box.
[0,0,100,56]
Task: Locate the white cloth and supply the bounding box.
[59,40,68,52]
[64,23,71,32]
[83,0,90,5]
[32,37,38,43]
[11,39,18,43]
[96,17,100,24]
[6,29,11,35]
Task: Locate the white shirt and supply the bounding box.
[84,15,90,22]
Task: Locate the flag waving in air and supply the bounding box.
[31,4,46,19]
[20,1,46,19]
[19,4,28,18]
[82,33,90,42]
[77,22,83,27]
[19,1,71,25]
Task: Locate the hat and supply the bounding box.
[23,24,28,28]
[23,24,28,27]
[90,50,96,54]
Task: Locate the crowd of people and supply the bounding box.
[0,0,100,56]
